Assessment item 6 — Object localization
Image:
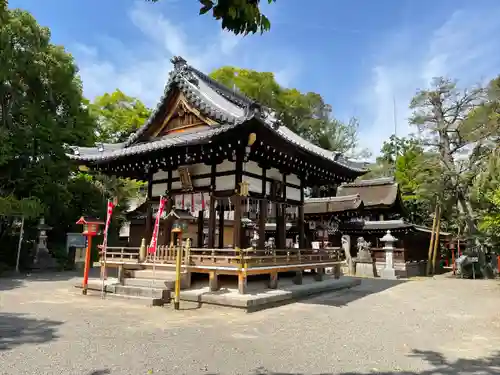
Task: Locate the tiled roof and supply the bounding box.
[68,56,367,173]
[337,177,400,208]
[304,194,363,214]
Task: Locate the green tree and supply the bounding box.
[0,7,95,220]
[210,66,362,154]
[88,89,152,143]
[409,77,486,238]
[147,0,275,35]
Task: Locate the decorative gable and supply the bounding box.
[154,92,217,137]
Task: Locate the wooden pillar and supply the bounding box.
[208,164,216,248]
[259,168,267,249]
[275,202,281,249]
[196,210,204,247]
[208,196,216,248]
[268,271,278,289]
[164,170,173,246]
[278,173,287,248]
[298,177,305,248]
[233,196,242,249]
[209,271,219,291]
[233,148,243,249]
[218,203,225,248]
[145,172,154,243]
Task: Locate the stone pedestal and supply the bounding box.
[355,261,375,277]
[354,237,375,277]
[380,230,399,280]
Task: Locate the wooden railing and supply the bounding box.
[101,245,342,269]
[100,246,141,262]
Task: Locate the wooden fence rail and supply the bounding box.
[100,246,343,269]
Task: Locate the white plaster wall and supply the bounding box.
[215,175,235,191]
[286,186,300,201]
[152,183,168,197]
[243,176,263,194]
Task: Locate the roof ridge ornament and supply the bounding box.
[171,56,187,70]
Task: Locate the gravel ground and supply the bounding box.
[1,272,500,375]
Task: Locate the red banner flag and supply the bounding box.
[148,196,167,254]
[102,200,114,256]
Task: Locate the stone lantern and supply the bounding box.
[380,230,398,279]
[33,218,56,269]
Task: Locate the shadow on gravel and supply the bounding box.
[0,277,23,291]
[202,349,500,374]
[0,313,62,351]
[300,277,406,307]
[0,268,116,292]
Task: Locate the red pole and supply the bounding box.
[82,235,92,295]
[451,247,456,275]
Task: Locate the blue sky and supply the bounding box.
[9,0,500,156]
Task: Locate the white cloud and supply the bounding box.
[72,1,298,107]
[357,6,500,158]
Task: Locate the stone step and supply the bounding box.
[113,285,171,301]
[127,269,177,279]
[123,276,190,289]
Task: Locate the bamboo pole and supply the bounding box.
[431,206,442,275]
[426,205,439,276]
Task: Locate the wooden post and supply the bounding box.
[218,203,225,248]
[82,235,92,295]
[196,210,204,247]
[139,238,146,262]
[426,205,439,276]
[269,271,278,289]
[174,240,182,310]
[431,207,441,275]
[259,167,267,250]
[208,195,216,248]
[209,271,219,291]
[233,196,242,249]
[279,174,287,249]
[298,178,305,248]
[451,243,456,275]
[275,202,281,249]
[164,193,173,246]
[208,163,216,248]
[145,172,154,244]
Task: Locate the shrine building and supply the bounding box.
[68,56,367,293]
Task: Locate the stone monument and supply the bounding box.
[380,230,398,279]
[354,237,375,277]
[341,234,354,275]
[32,218,58,270]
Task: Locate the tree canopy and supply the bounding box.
[210,66,363,155]
[147,0,275,35]
[88,89,152,143]
[0,4,146,269]
[0,7,95,219]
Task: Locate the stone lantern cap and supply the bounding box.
[36,217,53,231]
[380,230,397,243]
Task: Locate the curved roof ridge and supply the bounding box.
[342,176,396,187]
[305,194,361,203]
